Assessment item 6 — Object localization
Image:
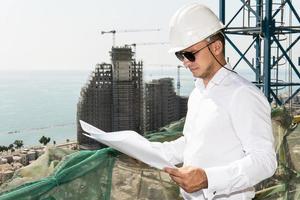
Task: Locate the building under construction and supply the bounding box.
[144,78,188,132]
[77,47,143,149]
[77,46,189,148]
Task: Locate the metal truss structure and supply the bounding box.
[219,0,300,106]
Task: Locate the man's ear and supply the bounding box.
[213,40,223,56]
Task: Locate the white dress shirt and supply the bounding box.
[151,65,277,200]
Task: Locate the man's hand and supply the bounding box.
[164,166,208,193]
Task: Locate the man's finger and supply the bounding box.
[164,167,182,177]
[170,174,183,186]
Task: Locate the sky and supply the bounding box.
[0,0,299,71]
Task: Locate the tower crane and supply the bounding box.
[177,65,184,96]
[147,64,184,96]
[100,29,161,47]
[124,42,169,58]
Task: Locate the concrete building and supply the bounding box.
[111,47,143,133]
[177,95,188,120]
[12,156,21,164]
[0,170,14,184]
[3,156,13,164]
[77,47,143,149]
[10,162,23,171]
[20,154,28,166]
[0,164,12,172]
[27,151,36,162]
[0,158,7,165]
[0,164,14,184]
[144,78,188,132]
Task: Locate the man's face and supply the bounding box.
[182,40,215,79]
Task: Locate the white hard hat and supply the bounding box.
[168,3,224,53]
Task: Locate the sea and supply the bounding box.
[0,67,255,147]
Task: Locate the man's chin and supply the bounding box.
[192,72,203,78]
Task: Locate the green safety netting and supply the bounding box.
[0,120,183,200]
[0,108,300,200]
[0,147,116,200]
[254,107,300,200]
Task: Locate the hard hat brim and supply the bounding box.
[168,28,225,54]
[168,46,187,53]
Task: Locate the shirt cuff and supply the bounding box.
[203,165,232,199]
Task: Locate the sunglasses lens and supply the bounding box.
[175,52,184,61]
[183,52,195,62]
[175,51,196,62]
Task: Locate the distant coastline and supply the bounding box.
[0,68,258,147]
[3,123,75,135]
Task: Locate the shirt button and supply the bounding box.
[213,191,217,195]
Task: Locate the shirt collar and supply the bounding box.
[195,64,232,91]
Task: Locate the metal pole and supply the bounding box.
[219,0,226,55]
[177,65,181,95]
[255,0,262,85]
[263,0,273,102]
[219,0,226,24]
[288,0,293,109]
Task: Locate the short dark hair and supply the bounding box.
[209,32,225,55]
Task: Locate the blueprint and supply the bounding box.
[80,120,175,169]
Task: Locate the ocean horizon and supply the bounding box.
[0,66,256,147]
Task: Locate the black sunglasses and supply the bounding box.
[175,41,216,62]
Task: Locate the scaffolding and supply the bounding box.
[77,63,113,149]
[144,78,187,132]
[219,0,300,109]
[111,47,144,133]
[77,47,144,150]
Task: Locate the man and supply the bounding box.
[151,3,277,200]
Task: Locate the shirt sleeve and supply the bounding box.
[203,86,277,199]
[150,136,185,165]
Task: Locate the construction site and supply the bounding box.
[77,45,188,150]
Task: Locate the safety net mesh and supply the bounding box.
[0,109,299,200]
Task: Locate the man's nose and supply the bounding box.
[183,58,191,69]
